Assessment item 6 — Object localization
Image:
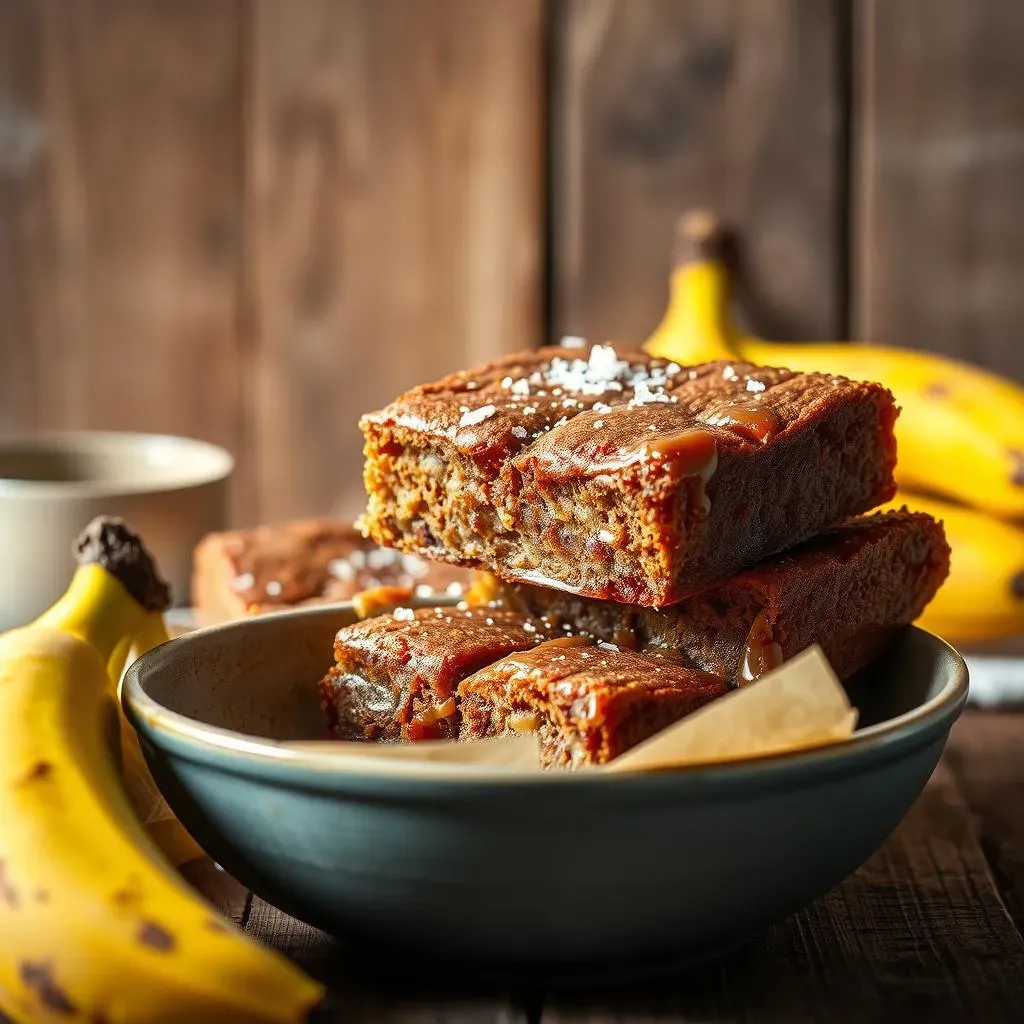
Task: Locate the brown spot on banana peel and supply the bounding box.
[136,920,175,952]
[17,761,52,786]
[18,961,77,1015]
[0,860,18,908]
[1010,449,1024,487]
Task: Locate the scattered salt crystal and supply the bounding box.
[466,380,479,390]
[459,404,497,427]
[666,362,682,375]
[523,622,537,633]
[232,573,255,592]
[593,419,605,428]
[348,549,366,568]
[523,405,537,415]
[722,365,738,381]
[393,607,415,622]
[446,582,464,596]
[593,402,612,413]
[367,547,399,569]
[401,553,428,577]
[459,405,469,413]
[746,378,766,393]
[485,617,494,626]
[511,379,530,396]
[328,558,355,582]
[264,580,283,597]
[629,379,673,406]
[501,376,514,389]
[648,424,657,431]
[414,584,434,597]
[598,529,615,543]
[512,425,528,439]
[561,335,587,349]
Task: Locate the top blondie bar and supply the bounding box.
[359,341,898,607]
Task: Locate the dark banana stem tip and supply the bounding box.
[673,209,733,269]
[74,517,172,613]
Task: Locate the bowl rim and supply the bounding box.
[0,430,234,498]
[123,603,970,792]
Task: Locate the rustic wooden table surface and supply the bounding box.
[186,708,1024,1023]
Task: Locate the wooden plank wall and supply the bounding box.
[0,0,543,524]
[1,0,1023,523]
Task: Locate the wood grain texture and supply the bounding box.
[542,752,1024,1023]
[855,0,1024,381]
[553,0,844,348]
[0,0,248,505]
[947,709,1024,931]
[0,0,48,435]
[244,896,529,1023]
[248,0,544,524]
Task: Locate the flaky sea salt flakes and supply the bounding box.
[523,621,537,633]
[231,573,255,592]
[593,419,605,429]
[512,425,528,439]
[722,364,738,381]
[501,376,514,389]
[593,402,612,413]
[265,580,283,597]
[393,607,415,622]
[598,529,615,543]
[446,581,464,596]
[561,335,587,349]
[459,404,496,427]
[328,558,355,582]
[512,378,530,396]
[629,379,674,406]
[746,378,767,393]
[523,405,537,415]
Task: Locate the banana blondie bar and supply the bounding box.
[359,344,898,606]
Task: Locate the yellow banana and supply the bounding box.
[645,210,1024,519]
[114,613,208,869]
[0,517,322,1023]
[879,492,1024,644]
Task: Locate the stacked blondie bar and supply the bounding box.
[315,342,949,768]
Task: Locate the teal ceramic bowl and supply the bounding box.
[123,605,967,980]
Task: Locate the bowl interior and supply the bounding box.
[130,603,963,750]
[0,432,233,495]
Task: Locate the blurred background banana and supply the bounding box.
[0,517,322,1023]
[645,210,1024,644]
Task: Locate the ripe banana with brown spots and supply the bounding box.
[0,517,322,1023]
[645,210,1024,518]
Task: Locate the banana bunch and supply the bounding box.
[644,210,1024,643]
[645,211,1024,519]
[0,517,323,1023]
[877,492,1024,643]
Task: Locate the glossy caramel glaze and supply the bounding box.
[360,343,899,606]
[322,606,564,742]
[458,642,729,767]
[500,510,950,685]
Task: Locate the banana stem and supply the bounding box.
[32,517,171,664]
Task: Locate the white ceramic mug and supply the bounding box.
[0,432,234,630]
